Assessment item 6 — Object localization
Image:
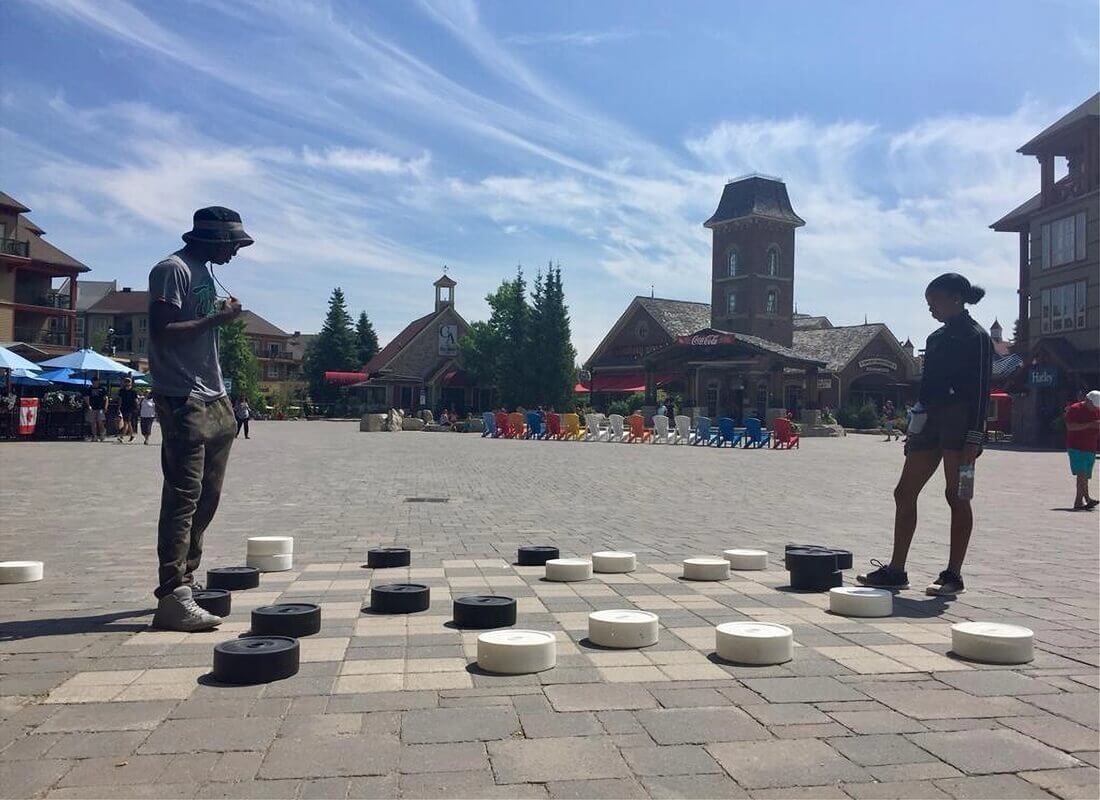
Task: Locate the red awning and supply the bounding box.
[574,373,681,394]
[324,371,367,386]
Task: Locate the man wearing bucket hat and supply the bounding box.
[147,206,253,631]
[1064,390,1100,511]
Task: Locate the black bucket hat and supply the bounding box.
[182,206,254,247]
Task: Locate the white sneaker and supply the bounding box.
[152,585,223,631]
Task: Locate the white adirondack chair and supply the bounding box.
[607,414,628,442]
[584,413,609,442]
[674,415,693,444]
[651,415,674,444]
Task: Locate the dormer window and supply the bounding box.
[766,247,780,276]
[727,250,739,277]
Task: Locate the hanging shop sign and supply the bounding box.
[858,358,897,373]
[1027,366,1058,388]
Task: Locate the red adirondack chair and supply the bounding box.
[546,413,564,440]
[772,417,800,449]
[495,411,513,439]
[625,414,652,443]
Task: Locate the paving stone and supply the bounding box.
[649,687,732,708]
[596,711,647,735]
[519,712,602,738]
[398,770,548,799]
[872,689,1036,720]
[35,702,175,733]
[828,734,942,766]
[932,773,1057,798]
[545,684,657,712]
[138,717,281,754]
[398,742,488,774]
[0,758,72,798]
[934,670,1061,697]
[344,776,400,799]
[867,761,962,782]
[402,707,519,743]
[545,777,649,798]
[705,739,870,788]
[620,744,723,776]
[844,780,952,799]
[297,778,352,799]
[1022,693,1100,729]
[742,677,866,703]
[750,788,851,799]
[47,783,198,799]
[44,731,149,759]
[57,754,175,787]
[259,735,399,778]
[641,773,749,798]
[1000,714,1100,752]
[827,708,928,734]
[911,729,1081,774]
[488,736,631,784]
[743,703,832,726]
[1018,766,1100,794]
[635,707,770,745]
[194,779,303,798]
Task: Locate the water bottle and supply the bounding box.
[908,402,927,435]
[958,464,975,500]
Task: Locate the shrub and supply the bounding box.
[837,402,880,429]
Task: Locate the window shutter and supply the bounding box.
[1075,212,1086,261]
[1041,289,1050,333]
[1076,280,1087,329]
[1041,223,1050,269]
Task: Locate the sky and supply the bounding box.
[2,0,1098,360]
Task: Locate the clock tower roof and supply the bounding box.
[704,174,805,229]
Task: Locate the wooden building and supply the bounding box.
[991,93,1099,445]
[584,175,918,421]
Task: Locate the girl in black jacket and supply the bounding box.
[858,273,994,597]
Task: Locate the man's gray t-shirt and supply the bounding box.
[148,250,226,401]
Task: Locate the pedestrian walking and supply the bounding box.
[148,206,252,632]
[139,392,157,444]
[118,377,138,442]
[84,377,108,441]
[234,397,251,439]
[882,400,900,442]
[858,273,993,597]
[1064,390,1100,511]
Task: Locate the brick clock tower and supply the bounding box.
[704,174,805,347]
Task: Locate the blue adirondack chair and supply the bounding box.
[481,411,496,437]
[743,417,771,448]
[692,416,717,445]
[525,411,544,439]
[715,417,744,447]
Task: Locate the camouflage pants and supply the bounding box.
[154,394,235,598]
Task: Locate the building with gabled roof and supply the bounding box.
[1,191,90,354]
[584,176,918,421]
[990,93,1098,445]
[354,274,485,414]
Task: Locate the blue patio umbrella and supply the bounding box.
[9,368,50,386]
[38,367,92,387]
[38,348,135,376]
[0,345,42,372]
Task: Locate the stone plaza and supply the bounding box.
[1,425,1098,799]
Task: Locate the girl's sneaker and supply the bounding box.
[856,560,909,590]
[925,570,965,596]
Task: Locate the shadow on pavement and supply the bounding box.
[0,608,154,641]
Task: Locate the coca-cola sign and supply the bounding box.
[676,333,736,346]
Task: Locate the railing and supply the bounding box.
[11,327,69,346]
[1,238,30,258]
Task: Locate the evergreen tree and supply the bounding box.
[305,287,359,405]
[218,318,261,406]
[355,310,379,366]
[458,268,531,408]
[541,264,577,409]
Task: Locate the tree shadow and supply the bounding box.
[0,608,154,641]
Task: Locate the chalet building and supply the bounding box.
[239,310,304,391]
[355,274,487,414]
[584,175,918,421]
[991,93,1099,445]
[0,192,88,354]
[85,287,150,369]
[55,278,117,349]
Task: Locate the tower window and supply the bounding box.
[766,247,780,276]
[727,250,738,277]
[765,289,778,314]
[727,292,737,315]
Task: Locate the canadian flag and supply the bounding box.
[18,398,39,435]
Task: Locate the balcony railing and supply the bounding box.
[1,238,30,258]
[12,327,70,346]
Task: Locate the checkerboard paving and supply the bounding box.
[1,426,1097,798]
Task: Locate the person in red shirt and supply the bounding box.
[1064,390,1100,511]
